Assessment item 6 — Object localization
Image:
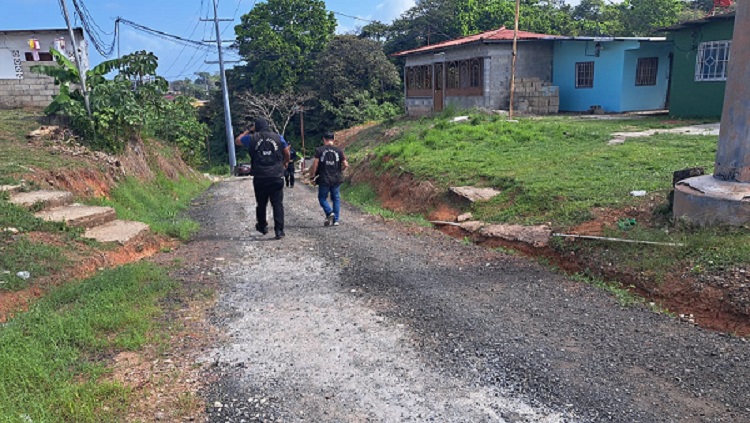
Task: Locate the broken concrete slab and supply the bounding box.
[479,224,552,247]
[9,190,74,210]
[456,212,473,223]
[84,220,149,244]
[459,221,485,233]
[35,204,117,229]
[450,186,502,203]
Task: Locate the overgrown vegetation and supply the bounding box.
[89,174,209,241]
[0,263,175,422]
[33,49,208,165]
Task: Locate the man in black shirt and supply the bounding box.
[309,131,348,227]
[235,118,291,239]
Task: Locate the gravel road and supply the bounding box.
[189,178,750,423]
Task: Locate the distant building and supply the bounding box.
[553,37,672,113]
[659,12,735,118]
[0,28,89,109]
[393,27,563,116]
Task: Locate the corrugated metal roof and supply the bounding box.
[392,27,563,57]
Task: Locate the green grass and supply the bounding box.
[364,112,715,226]
[0,262,175,423]
[569,272,644,307]
[341,182,431,226]
[0,110,86,185]
[89,174,210,241]
[348,111,750,281]
[0,196,73,291]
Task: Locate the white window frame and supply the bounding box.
[695,40,731,82]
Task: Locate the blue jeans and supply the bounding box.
[318,184,341,222]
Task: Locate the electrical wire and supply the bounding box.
[162,0,208,76]
[70,0,117,57]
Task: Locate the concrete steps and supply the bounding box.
[83,220,149,244]
[7,188,151,244]
[9,190,74,210]
[35,203,117,229]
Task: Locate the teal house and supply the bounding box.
[660,12,735,118]
[552,37,672,113]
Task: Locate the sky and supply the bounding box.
[1,0,581,81]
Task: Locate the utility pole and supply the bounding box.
[509,0,520,120]
[299,106,306,173]
[58,0,91,118]
[202,0,237,174]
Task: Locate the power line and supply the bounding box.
[70,0,117,56]
[163,0,208,76]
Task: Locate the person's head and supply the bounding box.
[246,122,255,134]
[254,117,270,133]
[323,131,335,144]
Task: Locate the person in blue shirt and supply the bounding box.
[235,118,290,239]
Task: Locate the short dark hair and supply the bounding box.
[323,131,335,140]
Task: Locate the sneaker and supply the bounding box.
[255,223,268,235]
[324,213,335,227]
[333,221,339,226]
[275,231,285,240]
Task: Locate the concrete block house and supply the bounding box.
[393,27,563,116]
[659,12,735,118]
[552,37,673,113]
[0,28,89,109]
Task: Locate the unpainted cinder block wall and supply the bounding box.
[0,62,58,109]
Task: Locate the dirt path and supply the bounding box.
[185,178,750,423]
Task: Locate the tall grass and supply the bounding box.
[90,174,210,241]
[0,262,175,422]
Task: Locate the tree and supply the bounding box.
[615,0,684,36]
[234,0,336,93]
[237,91,314,136]
[313,35,402,129]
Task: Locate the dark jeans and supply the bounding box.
[284,164,295,187]
[253,177,284,232]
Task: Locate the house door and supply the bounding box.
[433,63,444,112]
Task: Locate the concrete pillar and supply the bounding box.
[714,0,750,182]
[673,3,750,225]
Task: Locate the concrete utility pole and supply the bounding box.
[674,2,750,225]
[509,0,520,120]
[59,0,91,118]
[203,0,237,174]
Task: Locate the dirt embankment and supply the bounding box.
[1,132,195,322]
[346,154,750,337]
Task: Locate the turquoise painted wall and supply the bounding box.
[667,18,734,118]
[620,42,672,111]
[553,40,671,113]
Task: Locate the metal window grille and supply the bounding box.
[636,57,659,86]
[695,41,731,82]
[470,59,482,88]
[575,62,594,88]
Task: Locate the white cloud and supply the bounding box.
[375,0,416,22]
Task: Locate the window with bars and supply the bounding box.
[405,65,433,96]
[695,40,731,82]
[635,57,659,86]
[446,58,483,96]
[575,62,594,88]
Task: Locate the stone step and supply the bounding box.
[9,190,74,210]
[35,203,117,229]
[83,220,150,244]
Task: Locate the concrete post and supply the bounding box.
[673,2,750,225]
[714,0,750,182]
